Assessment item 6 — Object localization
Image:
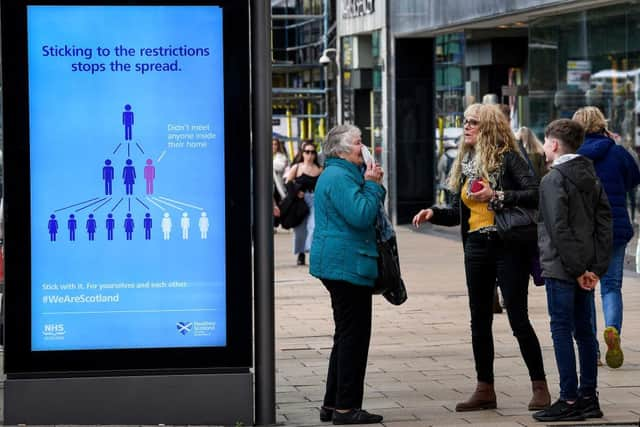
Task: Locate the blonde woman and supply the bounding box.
[573,106,640,369]
[412,103,549,412]
[516,126,547,178]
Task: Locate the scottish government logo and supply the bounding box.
[176,321,193,335]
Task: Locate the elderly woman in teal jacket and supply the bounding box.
[310,124,385,425]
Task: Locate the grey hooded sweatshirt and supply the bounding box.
[538,155,613,282]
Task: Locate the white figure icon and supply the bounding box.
[181,212,190,240]
[161,212,172,240]
[199,211,210,239]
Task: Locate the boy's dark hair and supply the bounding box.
[544,119,585,153]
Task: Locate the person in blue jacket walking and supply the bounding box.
[310,124,385,425]
[574,106,640,369]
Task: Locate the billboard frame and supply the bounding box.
[2,0,252,377]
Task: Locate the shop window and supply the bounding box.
[529,4,640,147]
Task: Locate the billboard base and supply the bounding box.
[4,372,253,425]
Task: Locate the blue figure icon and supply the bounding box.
[86,214,97,241]
[106,213,115,240]
[144,212,152,240]
[103,159,115,195]
[124,213,134,240]
[48,214,58,241]
[123,159,136,195]
[123,104,134,140]
[68,214,77,241]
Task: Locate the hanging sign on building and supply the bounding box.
[343,0,374,18]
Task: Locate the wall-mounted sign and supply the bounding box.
[342,0,374,19]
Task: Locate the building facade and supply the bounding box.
[337,0,638,223]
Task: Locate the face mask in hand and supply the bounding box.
[361,145,374,166]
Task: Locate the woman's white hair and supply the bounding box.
[323,124,361,158]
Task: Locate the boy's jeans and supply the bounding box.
[546,278,598,401]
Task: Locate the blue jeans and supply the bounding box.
[293,192,315,255]
[546,278,598,401]
[594,243,626,335]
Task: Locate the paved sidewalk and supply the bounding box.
[275,226,640,427]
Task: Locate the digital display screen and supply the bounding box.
[27,5,227,351]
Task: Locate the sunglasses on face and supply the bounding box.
[463,118,480,127]
[303,150,316,154]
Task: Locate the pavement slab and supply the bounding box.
[275,226,640,427]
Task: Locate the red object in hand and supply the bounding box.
[470,179,484,193]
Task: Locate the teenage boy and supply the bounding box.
[533,119,612,422]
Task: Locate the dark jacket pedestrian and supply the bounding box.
[573,106,639,370]
[412,103,549,412]
[533,118,612,423]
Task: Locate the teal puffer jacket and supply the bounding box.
[310,157,386,286]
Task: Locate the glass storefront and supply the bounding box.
[529,4,640,147]
[435,33,465,132]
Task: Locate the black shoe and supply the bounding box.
[532,399,585,422]
[319,406,333,422]
[332,409,383,425]
[297,253,305,266]
[576,394,603,418]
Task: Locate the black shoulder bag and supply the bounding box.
[373,230,408,305]
[493,166,538,242]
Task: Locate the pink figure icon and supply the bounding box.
[144,158,156,194]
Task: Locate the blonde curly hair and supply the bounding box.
[447,103,519,191]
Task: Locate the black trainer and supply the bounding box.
[319,406,333,422]
[576,394,603,418]
[332,409,383,425]
[532,399,585,422]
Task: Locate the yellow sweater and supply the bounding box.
[461,178,495,232]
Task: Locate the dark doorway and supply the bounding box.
[354,89,372,148]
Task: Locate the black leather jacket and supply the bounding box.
[430,151,539,244]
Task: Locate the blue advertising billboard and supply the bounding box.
[28,5,227,351]
[2,0,252,374]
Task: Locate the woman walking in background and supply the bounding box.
[286,140,322,266]
[412,103,550,412]
[573,106,640,368]
[516,126,548,178]
[273,138,289,228]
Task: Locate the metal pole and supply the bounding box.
[324,66,330,128]
[251,0,275,425]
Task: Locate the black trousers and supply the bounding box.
[322,279,373,410]
[463,232,546,384]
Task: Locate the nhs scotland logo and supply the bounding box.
[176,321,193,335]
[43,323,66,340]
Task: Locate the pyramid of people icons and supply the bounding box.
[47,104,210,242]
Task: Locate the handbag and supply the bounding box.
[494,206,537,241]
[493,169,538,242]
[278,194,309,229]
[373,234,408,305]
